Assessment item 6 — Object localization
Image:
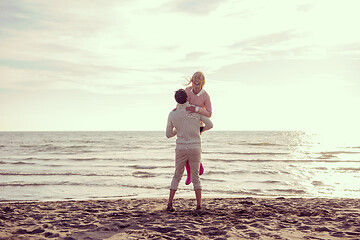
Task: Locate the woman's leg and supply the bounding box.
[185,161,191,185]
[199,162,204,175]
[186,161,204,185]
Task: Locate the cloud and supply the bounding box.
[181,51,208,61]
[229,30,297,49]
[297,3,313,13]
[0,59,60,71]
[0,58,135,75]
[161,0,228,15]
[0,0,41,31]
[333,43,360,58]
[0,0,128,39]
[154,65,206,75]
[209,58,360,87]
[0,57,159,94]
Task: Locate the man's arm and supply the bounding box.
[187,105,212,118]
[200,115,213,132]
[166,113,177,138]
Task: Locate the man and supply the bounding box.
[166,89,213,212]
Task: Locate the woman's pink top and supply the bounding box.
[185,87,212,118]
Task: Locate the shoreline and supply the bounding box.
[1,197,359,239]
[1,194,360,204]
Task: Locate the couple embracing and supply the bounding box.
[166,71,213,212]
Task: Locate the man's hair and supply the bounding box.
[174,89,187,104]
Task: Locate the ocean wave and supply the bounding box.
[69,158,98,161]
[312,181,324,186]
[261,180,282,184]
[201,178,226,182]
[0,160,36,165]
[43,164,67,167]
[0,182,85,187]
[19,144,36,148]
[129,165,157,170]
[205,158,360,163]
[22,157,115,162]
[253,170,281,175]
[24,157,56,161]
[205,189,263,196]
[132,171,156,178]
[71,140,103,144]
[313,167,328,170]
[24,144,59,151]
[121,158,174,162]
[19,144,95,154]
[129,165,172,170]
[319,151,360,155]
[203,151,289,155]
[206,170,249,175]
[142,146,169,150]
[20,144,87,149]
[245,180,284,184]
[11,161,35,165]
[229,142,286,147]
[334,167,360,172]
[267,189,307,194]
[66,145,89,149]
[344,189,360,192]
[316,153,336,159]
[195,169,290,176]
[118,184,164,190]
[0,181,165,189]
[0,172,129,177]
[88,194,138,199]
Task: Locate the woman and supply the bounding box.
[184,71,212,185]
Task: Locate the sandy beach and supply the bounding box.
[0,197,359,239]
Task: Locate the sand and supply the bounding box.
[0,197,359,239]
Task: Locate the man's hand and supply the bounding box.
[186,106,196,113]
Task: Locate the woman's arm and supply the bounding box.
[186,93,212,117]
[197,102,212,118]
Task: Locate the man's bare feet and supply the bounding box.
[166,205,175,212]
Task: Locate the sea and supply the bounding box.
[0,131,359,202]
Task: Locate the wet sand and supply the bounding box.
[0,197,359,239]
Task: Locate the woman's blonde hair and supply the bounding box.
[185,71,205,87]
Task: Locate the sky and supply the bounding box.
[1,0,359,132]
